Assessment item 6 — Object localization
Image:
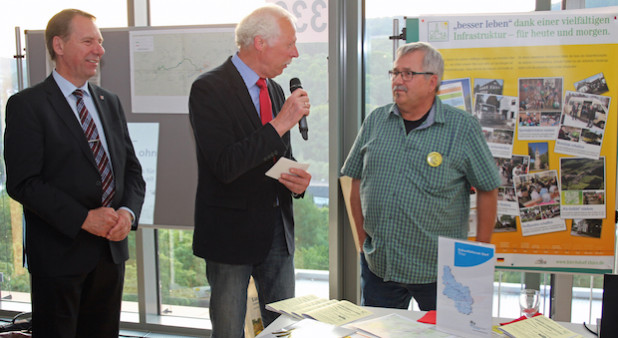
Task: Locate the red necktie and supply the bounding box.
[256,78,272,124]
[74,89,116,207]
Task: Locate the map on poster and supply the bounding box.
[130,27,237,113]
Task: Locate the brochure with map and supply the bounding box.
[436,237,495,337]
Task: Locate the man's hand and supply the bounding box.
[279,167,311,195]
[81,207,118,237]
[270,89,310,137]
[106,209,133,241]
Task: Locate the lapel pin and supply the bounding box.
[427,151,442,167]
[99,95,104,100]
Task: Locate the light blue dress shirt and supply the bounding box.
[231,52,266,119]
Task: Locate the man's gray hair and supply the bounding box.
[235,4,296,49]
[396,42,444,88]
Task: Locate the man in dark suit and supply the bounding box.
[189,4,311,337]
[4,9,145,337]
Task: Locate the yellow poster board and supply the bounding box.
[408,7,618,273]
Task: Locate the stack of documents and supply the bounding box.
[266,295,373,326]
[346,313,452,338]
[498,315,583,338]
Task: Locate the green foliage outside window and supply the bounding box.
[158,229,208,307]
[0,192,30,296]
[293,194,329,270]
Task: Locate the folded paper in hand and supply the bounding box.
[265,158,310,179]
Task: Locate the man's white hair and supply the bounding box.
[235,4,296,49]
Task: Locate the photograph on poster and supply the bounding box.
[515,170,560,208]
[583,191,605,205]
[496,155,530,215]
[474,93,518,130]
[574,72,609,95]
[555,91,610,159]
[497,155,530,185]
[494,214,517,233]
[474,93,518,158]
[528,142,549,172]
[498,186,517,202]
[518,77,563,140]
[514,170,564,236]
[540,111,561,127]
[571,219,603,239]
[557,125,581,142]
[483,129,515,158]
[474,78,504,95]
[497,185,518,215]
[518,111,541,126]
[560,157,606,219]
[439,78,472,113]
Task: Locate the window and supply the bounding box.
[157,229,208,319]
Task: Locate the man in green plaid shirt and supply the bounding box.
[341,42,500,311]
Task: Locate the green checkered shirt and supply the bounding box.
[341,97,500,284]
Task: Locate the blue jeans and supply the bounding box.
[206,211,295,338]
[360,253,437,311]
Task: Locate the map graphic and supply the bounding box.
[130,27,237,113]
[442,265,474,315]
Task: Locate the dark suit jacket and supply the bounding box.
[189,57,296,265]
[4,75,146,277]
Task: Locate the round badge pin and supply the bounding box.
[427,152,442,167]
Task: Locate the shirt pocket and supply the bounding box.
[420,155,452,191]
[414,152,464,194]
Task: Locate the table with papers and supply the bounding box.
[258,239,595,337]
[256,306,597,337]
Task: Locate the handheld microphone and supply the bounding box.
[290,77,308,140]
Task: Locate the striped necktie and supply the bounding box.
[73,89,116,207]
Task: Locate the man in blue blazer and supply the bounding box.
[4,9,145,337]
[189,4,311,337]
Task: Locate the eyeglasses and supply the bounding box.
[388,70,434,81]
